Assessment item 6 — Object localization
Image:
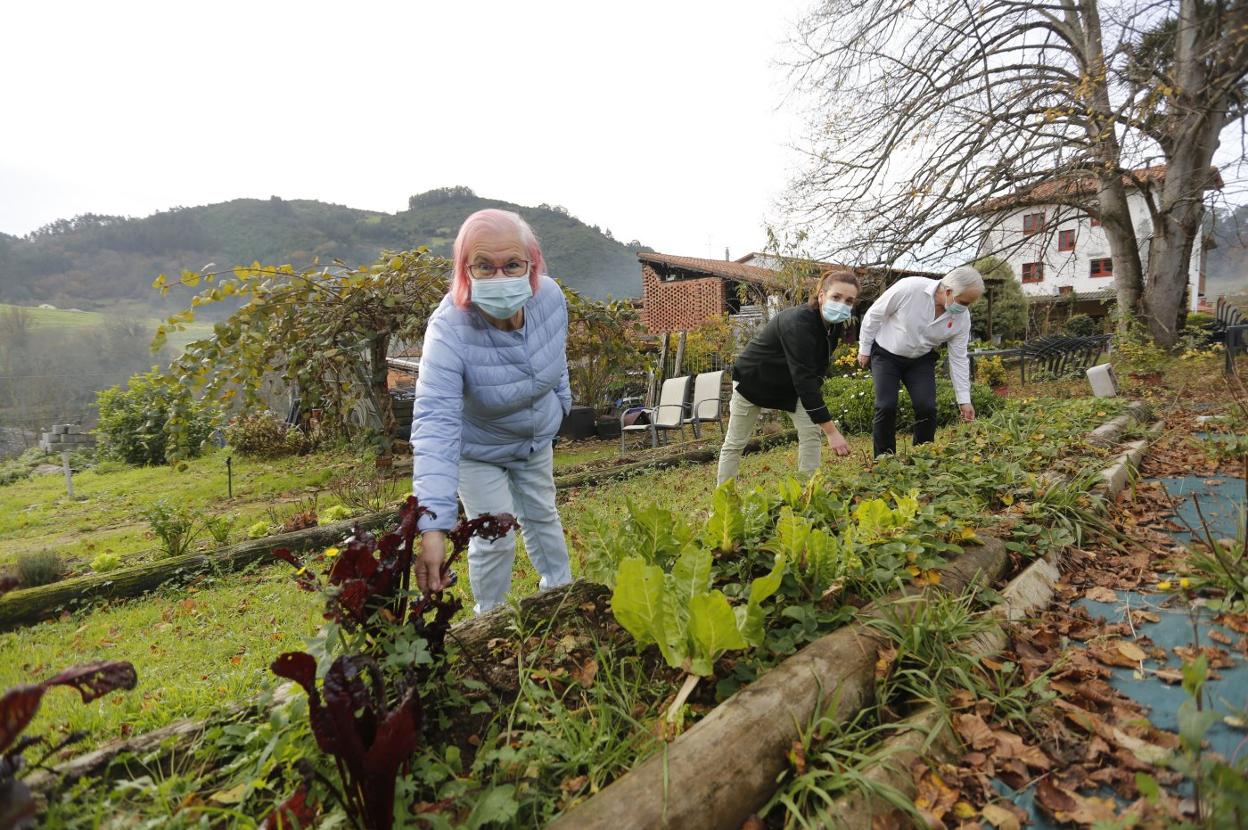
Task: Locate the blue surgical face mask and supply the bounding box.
[821,299,853,324]
[947,301,968,315]
[471,274,532,319]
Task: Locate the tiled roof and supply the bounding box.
[636,252,789,287]
[638,251,950,286]
[979,165,1222,213]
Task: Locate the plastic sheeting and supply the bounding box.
[992,472,1245,823]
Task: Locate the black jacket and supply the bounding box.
[732,305,842,424]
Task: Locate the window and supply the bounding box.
[1058,229,1076,251]
[1058,286,1074,296]
[1023,212,1045,236]
[1021,262,1044,283]
[1089,258,1113,278]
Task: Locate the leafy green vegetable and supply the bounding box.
[612,546,786,676]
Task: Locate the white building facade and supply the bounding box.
[978,187,1207,312]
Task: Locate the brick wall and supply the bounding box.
[640,265,727,333]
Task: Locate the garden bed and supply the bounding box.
[11,396,1160,829]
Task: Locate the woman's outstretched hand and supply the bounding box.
[415,531,448,593]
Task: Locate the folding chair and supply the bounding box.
[683,370,727,439]
[620,375,691,452]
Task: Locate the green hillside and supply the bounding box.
[0,188,650,312]
[0,304,212,352]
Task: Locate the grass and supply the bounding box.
[551,440,620,470]
[0,447,369,570]
[0,429,883,746]
[0,566,322,745]
[0,302,213,352]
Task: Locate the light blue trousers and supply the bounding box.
[458,443,573,614]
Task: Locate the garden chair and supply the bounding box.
[620,375,691,452]
[683,370,727,439]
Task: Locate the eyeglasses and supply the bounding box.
[467,259,530,279]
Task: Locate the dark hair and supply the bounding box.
[808,269,860,308]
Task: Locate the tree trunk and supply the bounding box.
[1145,0,1231,346]
[367,332,395,443]
[1075,0,1145,330]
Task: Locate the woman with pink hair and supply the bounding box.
[410,209,573,613]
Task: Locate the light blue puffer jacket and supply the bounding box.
[410,275,572,531]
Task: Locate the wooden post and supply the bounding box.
[649,333,670,406]
[673,330,687,377]
[986,285,995,342]
[61,451,73,499]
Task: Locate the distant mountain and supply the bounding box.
[0,187,650,311]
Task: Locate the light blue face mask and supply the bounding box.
[471,275,532,319]
[821,299,853,324]
[947,301,969,315]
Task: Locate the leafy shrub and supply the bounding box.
[1112,318,1170,375]
[318,504,355,525]
[246,520,273,539]
[821,376,997,434]
[202,514,236,547]
[0,447,52,487]
[141,499,201,558]
[16,550,66,588]
[1184,311,1215,330]
[971,257,1028,341]
[225,411,304,458]
[1062,314,1101,337]
[270,495,319,534]
[975,355,1009,388]
[95,367,217,466]
[329,472,406,514]
[829,343,868,378]
[91,552,123,573]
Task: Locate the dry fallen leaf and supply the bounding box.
[875,646,898,680]
[1035,777,1078,815]
[980,803,1020,830]
[1115,640,1148,662]
[993,730,1052,770]
[1084,586,1119,603]
[1056,793,1118,825]
[954,713,996,751]
[573,658,599,688]
[1153,668,1184,684]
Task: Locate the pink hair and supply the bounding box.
[451,209,544,309]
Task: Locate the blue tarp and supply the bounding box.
[996,473,1246,822]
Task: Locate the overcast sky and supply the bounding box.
[1,0,813,260]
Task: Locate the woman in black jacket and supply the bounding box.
[716,270,859,485]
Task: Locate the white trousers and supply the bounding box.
[458,443,573,614]
[716,389,824,486]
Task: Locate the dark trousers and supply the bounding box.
[871,343,938,457]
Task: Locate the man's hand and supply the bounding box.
[857,354,870,368]
[415,531,447,593]
[959,403,976,422]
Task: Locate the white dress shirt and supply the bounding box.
[857,277,972,404]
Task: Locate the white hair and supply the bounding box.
[941,266,985,296]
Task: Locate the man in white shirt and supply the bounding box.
[857,266,984,457]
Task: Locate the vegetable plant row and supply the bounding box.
[14,396,1130,829]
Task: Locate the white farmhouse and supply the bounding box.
[977,166,1218,315]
